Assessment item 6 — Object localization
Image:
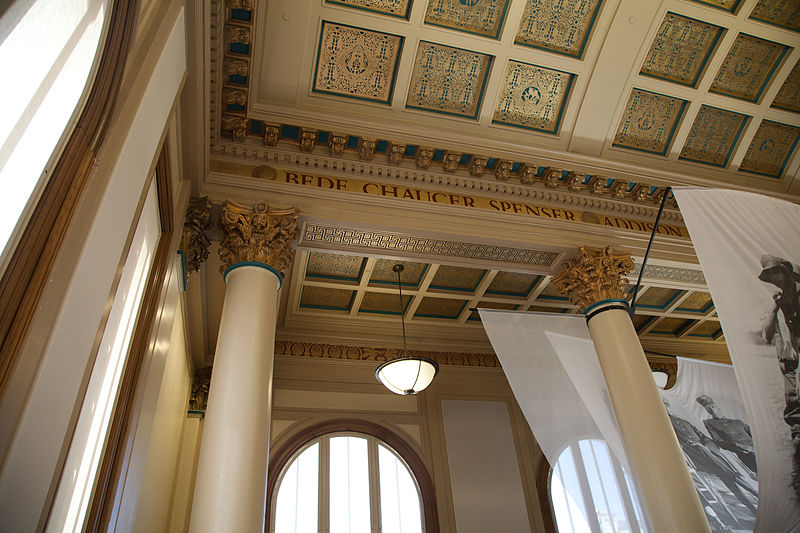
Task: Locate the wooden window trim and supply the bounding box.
[267,418,440,533]
[0,0,141,397]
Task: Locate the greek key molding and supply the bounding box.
[300,223,561,267]
[630,262,706,285]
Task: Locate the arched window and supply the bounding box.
[268,421,437,532]
[549,439,648,533]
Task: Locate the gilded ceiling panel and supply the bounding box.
[675,291,714,313]
[739,120,800,177]
[492,60,575,134]
[772,61,800,113]
[370,259,428,286]
[514,0,603,58]
[749,0,800,32]
[640,13,723,87]
[650,317,693,335]
[635,287,683,309]
[313,21,404,104]
[429,265,487,292]
[325,0,412,19]
[709,33,789,102]
[612,89,687,155]
[686,0,741,12]
[632,315,655,332]
[679,105,748,167]
[688,320,723,338]
[485,271,541,297]
[414,297,469,319]
[359,292,412,314]
[306,251,365,282]
[406,42,492,119]
[468,301,519,321]
[299,286,355,311]
[424,0,511,39]
[536,280,569,301]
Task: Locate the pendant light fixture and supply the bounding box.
[375,264,439,395]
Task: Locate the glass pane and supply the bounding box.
[330,436,370,533]
[378,444,422,533]
[551,446,592,533]
[275,443,319,533]
[580,439,628,533]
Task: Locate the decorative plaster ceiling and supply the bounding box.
[227,0,800,194]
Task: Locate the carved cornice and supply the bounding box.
[218,200,299,275]
[180,196,212,273]
[553,245,635,309]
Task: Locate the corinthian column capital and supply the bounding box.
[218,200,299,275]
[180,196,212,274]
[552,245,634,310]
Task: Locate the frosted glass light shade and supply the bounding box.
[375,357,439,395]
[652,370,669,389]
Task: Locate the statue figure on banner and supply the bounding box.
[664,399,758,531]
[759,255,800,497]
[697,395,757,475]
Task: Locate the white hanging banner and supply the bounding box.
[673,187,800,532]
[662,357,757,531]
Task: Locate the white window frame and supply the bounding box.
[271,431,426,533]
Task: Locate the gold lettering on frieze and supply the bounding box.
[218,200,299,275]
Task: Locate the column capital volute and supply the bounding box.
[218,200,299,276]
[180,196,213,274]
[552,245,634,310]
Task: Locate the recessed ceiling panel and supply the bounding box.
[468,301,519,321]
[414,297,468,319]
[709,33,789,102]
[299,286,356,311]
[424,0,511,39]
[739,120,800,177]
[492,61,575,134]
[325,0,413,19]
[650,317,693,336]
[749,0,800,32]
[635,287,683,309]
[772,61,800,114]
[686,0,741,12]
[313,21,404,104]
[485,272,541,297]
[640,13,723,87]
[536,280,569,302]
[306,252,365,282]
[675,291,714,313]
[429,265,486,292]
[514,0,603,58]
[359,292,412,314]
[688,320,723,338]
[679,105,748,167]
[612,89,687,155]
[370,259,428,286]
[406,41,493,119]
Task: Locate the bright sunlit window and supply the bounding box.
[273,433,423,533]
[551,439,648,533]
[0,0,110,269]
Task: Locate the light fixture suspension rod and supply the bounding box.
[395,264,408,355]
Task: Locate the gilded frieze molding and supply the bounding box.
[274,340,499,368]
[416,147,434,169]
[495,160,513,181]
[553,245,635,309]
[218,200,300,275]
[329,133,347,157]
[359,139,376,161]
[210,144,687,226]
[180,196,212,274]
[264,124,280,147]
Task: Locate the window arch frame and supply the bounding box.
[266,419,439,533]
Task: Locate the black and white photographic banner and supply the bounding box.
[662,357,757,532]
[674,188,800,531]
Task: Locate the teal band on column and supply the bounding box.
[583,298,629,316]
[223,261,283,289]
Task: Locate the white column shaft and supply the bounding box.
[189,265,279,532]
[587,306,709,532]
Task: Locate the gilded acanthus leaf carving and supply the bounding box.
[180,196,212,273]
[552,245,634,309]
[218,200,299,275]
